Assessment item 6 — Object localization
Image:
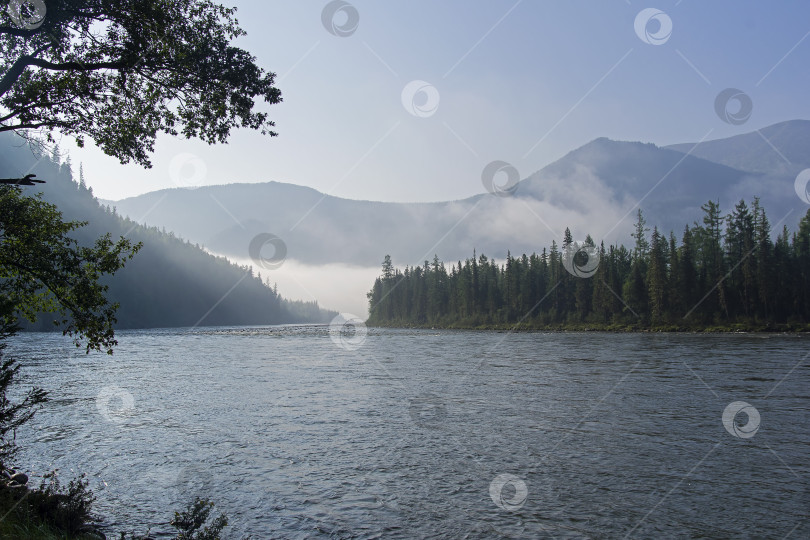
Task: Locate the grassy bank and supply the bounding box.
[0,479,99,540]
[0,514,98,540]
[0,478,227,540]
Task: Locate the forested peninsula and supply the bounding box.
[367,201,810,332]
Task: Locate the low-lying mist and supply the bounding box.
[224,255,380,320]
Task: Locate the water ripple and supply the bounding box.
[5,328,809,538]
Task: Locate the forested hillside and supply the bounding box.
[367,201,810,330]
[0,136,335,329]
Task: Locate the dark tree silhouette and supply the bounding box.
[0,173,43,185]
[1,0,282,167]
[368,201,810,331]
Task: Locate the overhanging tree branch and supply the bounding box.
[0,174,45,185]
[0,0,281,167]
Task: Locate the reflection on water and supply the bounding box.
[8,327,809,538]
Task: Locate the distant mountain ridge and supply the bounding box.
[110,120,809,267]
[666,119,810,174]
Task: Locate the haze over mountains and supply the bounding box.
[109,120,809,269]
[6,122,804,320]
[0,134,337,329]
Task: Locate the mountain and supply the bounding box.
[666,119,810,175]
[108,121,809,268]
[0,134,337,330]
[516,137,758,235]
[105,181,442,266]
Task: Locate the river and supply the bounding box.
[7,327,809,538]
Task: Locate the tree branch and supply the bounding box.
[0,256,82,317]
[0,122,60,132]
[0,96,76,123]
[0,25,40,38]
[0,43,52,97]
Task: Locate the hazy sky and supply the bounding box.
[70,0,810,202]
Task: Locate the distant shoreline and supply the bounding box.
[366,322,810,334]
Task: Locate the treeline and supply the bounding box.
[0,137,336,329]
[367,200,810,330]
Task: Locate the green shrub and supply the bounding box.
[27,471,97,534]
[121,497,229,540]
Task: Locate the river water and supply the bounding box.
[7,327,809,538]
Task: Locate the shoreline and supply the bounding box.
[366,321,810,334]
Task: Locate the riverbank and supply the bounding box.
[367,320,810,333]
[0,469,225,539]
[0,474,102,540]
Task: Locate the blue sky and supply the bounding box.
[72,0,810,202]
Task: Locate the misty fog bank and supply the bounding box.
[222,255,380,320]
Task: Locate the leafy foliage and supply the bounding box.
[170,497,228,540]
[33,471,97,533]
[119,498,228,540]
[0,0,282,167]
[368,202,810,330]
[0,469,96,537]
[0,319,47,468]
[0,183,140,353]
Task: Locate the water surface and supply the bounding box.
[8,327,809,538]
